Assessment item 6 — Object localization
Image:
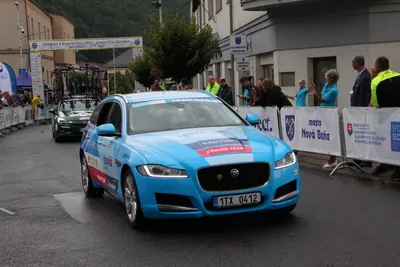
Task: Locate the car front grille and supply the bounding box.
[197,163,270,192]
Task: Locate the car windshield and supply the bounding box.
[61,99,98,111]
[128,98,246,134]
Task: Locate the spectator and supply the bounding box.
[258,78,292,110]
[205,75,220,95]
[217,78,234,106]
[256,78,264,90]
[1,91,11,106]
[170,84,178,91]
[286,79,309,107]
[31,95,44,118]
[238,76,257,106]
[370,56,400,179]
[350,55,372,168]
[370,66,378,79]
[180,78,193,90]
[13,93,26,107]
[150,79,164,92]
[309,69,339,169]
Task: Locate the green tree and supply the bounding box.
[145,11,217,83]
[109,71,135,94]
[129,52,156,88]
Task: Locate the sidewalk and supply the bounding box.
[298,151,398,184]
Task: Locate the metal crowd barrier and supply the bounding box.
[237,106,400,175]
[0,105,50,137]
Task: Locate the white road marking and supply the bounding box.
[0,207,15,215]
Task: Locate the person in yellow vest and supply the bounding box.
[205,75,220,95]
[369,56,400,179]
[149,79,166,92]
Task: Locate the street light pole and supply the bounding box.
[15,1,24,69]
[229,0,235,105]
[152,0,162,24]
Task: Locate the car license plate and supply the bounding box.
[213,192,261,208]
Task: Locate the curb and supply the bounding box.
[298,152,400,187]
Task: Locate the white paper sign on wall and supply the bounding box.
[236,57,250,71]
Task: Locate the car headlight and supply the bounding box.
[137,164,188,178]
[57,118,70,123]
[275,152,297,169]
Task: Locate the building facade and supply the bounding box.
[0,0,75,86]
[50,14,76,68]
[191,0,400,107]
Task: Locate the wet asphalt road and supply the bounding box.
[1,125,400,267]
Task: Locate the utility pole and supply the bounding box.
[229,0,235,105]
[113,48,116,94]
[152,0,162,24]
[15,1,24,69]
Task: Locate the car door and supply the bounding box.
[82,101,114,189]
[97,102,123,197]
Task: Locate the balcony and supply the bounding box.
[241,0,316,11]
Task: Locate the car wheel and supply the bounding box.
[123,170,146,230]
[81,155,104,197]
[54,131,62,142]
[272,204,296,216]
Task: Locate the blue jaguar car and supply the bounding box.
[79,90,301,230]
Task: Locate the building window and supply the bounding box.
[263,64,274,82]
[31,18,34,39]
[279,72,295,87]
[207,0,213,20]
[47,28,50,39]
[38,22,41,39]
[64,32,66,39]
[44,26,46,39]
[216,0,222,13]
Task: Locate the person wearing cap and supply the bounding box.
[217,78,233,105]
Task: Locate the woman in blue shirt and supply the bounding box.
[286,79,309,106]
[309,69,339,170]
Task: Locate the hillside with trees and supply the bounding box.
[34,0,190,63]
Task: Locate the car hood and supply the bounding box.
[125,126,292,167]
[59,110,93,121]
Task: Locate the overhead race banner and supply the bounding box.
[280,107,342,156]
[343,107,400,166]
[29,37,143,51]
[237,106,280,138]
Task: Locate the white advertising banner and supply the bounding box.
[343,107,400,166]
[0,109,4,130]
[11,107,19,126]
[0,62,12,92]
[3,108,12,128]
[29,37,143,51]
[18,106,25,123]
[25,106,33,125]
[280,107,342,156]
[237,106,281,138]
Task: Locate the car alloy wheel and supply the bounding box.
[81,155,104,197]
[124,175,137,222]
[81,157,90,194]
[123,170,146,230]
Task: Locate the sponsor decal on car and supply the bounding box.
[107,178,118,191]
[197,145,252,157]
[103,156,112,167]
[96,174,107,186]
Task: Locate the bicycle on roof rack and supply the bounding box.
[51,63,108,103]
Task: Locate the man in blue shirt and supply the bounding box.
[286,79,309,106]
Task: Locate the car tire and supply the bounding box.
[123,169,146,231]
[81,155,104,197]
[272,204,296,216]
[54,131,62,143]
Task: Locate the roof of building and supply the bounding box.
[49,13,74,26]
[105,49,134,68]
[29,0,52,20]
[118,90,214,103]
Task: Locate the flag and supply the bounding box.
[192,0,201,13]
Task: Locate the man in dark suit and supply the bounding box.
[217,78,234,106]
[351,55,372,168]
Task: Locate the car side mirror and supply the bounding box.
[97,123,121,137]
[245,113,261,126]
